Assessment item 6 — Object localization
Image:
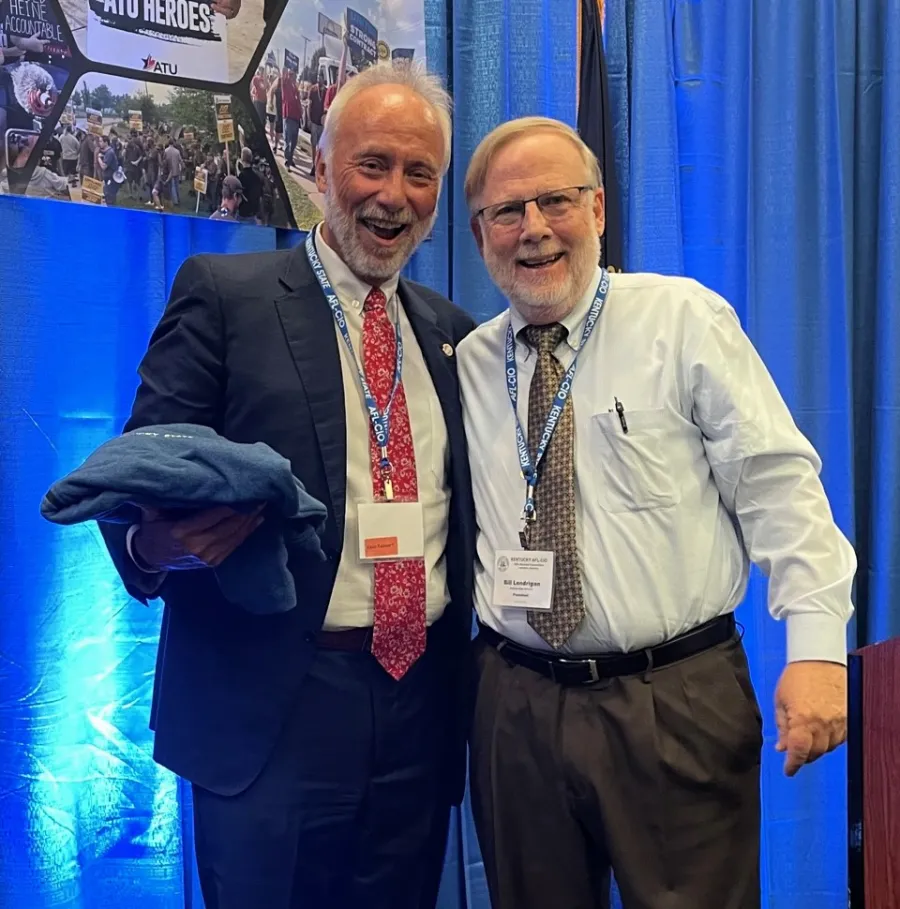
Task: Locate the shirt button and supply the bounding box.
[351,300,360,310]
[303,632,315,644]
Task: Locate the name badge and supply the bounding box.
[358,502,425,561]
[492,550,555,610]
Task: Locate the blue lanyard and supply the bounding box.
[305,232,403,499]
[506,269,610,523]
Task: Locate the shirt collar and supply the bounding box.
[508,266,604,352]
[313,224,401,313]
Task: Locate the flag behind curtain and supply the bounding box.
[577,0,623,269]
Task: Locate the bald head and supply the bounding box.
[318,60,451,173]
[336,83,442,162]
[314,75,446,287]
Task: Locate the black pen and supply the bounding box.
[614,398,628,433]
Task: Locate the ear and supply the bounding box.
[314,151,327,194]
[592,185,606,238]
[470,216,486,258]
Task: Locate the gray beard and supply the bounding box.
[323,184,437,282]
[484,231,602,320]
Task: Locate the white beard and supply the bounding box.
[484,230,601,323]
[323,183,437,282]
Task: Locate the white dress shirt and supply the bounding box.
[128,227,452,627]
[314,228,451,629]
[457,268,856,664]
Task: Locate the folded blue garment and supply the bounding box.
[40,423,328,614]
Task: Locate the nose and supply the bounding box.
[519,200,553,243]
[375,167,407,211]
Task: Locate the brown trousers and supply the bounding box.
[469,633,762,909]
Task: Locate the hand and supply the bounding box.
[774,660,847,776]
[133,505,265,571]
[20,36,46,52]
[210,0,241,18]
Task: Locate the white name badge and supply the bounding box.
[358,502,425,561]
[492,550,555,610]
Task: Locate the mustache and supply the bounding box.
[516,244,565,261]
[354,203,416,226]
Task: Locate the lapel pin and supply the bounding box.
[442,343,454,357]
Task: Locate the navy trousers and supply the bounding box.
[192,645,452,909]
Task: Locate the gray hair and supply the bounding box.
[465,116,603,211]
[319,61,452,174]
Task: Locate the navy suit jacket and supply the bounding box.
[103,245,477,801]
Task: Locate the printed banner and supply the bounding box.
[2,0,72,60]
[214,92,233,142]
[1,0,428,229]
[192,164,206,194]
[344,7,376,70]
[80,173,102,202]
[85,0,228,81]
[317,11,340,40]
[85,107,102,134]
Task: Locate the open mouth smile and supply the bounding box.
[518,252,565,269]
[359,218,409,242]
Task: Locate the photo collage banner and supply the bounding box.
[0,0,426,228]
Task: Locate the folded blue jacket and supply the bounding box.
[40,423,328,615]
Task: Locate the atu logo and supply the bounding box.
[142,55,178,75]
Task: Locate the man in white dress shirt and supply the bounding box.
[456,116,855,909]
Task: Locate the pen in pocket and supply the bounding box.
[614,398,628,433]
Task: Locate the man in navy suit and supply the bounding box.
[101,62,475,909]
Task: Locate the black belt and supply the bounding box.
[477,614,736,685]
[316,625,435,652]
[316,627,374,651]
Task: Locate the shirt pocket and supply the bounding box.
[589,409,683,512]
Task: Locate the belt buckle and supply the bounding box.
[554,656,600,684]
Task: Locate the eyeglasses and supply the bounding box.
[475,185,594,229]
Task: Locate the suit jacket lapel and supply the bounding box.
[398,279,464,474]
[275,248,347,543]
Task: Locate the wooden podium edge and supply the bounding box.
[848,650,864,907]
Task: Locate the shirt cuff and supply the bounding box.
[126,524,161,575]
[785,612,850,665]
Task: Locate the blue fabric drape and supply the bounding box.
[604,1,900,906]
[450,0,577,326]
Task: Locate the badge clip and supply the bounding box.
[379,447,395,501]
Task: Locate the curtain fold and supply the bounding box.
[853,0,900,645]
[449,0,577,324]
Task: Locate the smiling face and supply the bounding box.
[316,83,444,284]
[471,131,605,325]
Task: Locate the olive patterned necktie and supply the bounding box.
[521,323,586,649]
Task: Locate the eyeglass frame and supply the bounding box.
[473,185,597,227]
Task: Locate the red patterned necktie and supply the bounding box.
[362,287,427,679]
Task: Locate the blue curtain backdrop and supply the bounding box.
[0,1,896,908]
[601,0,900,906]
